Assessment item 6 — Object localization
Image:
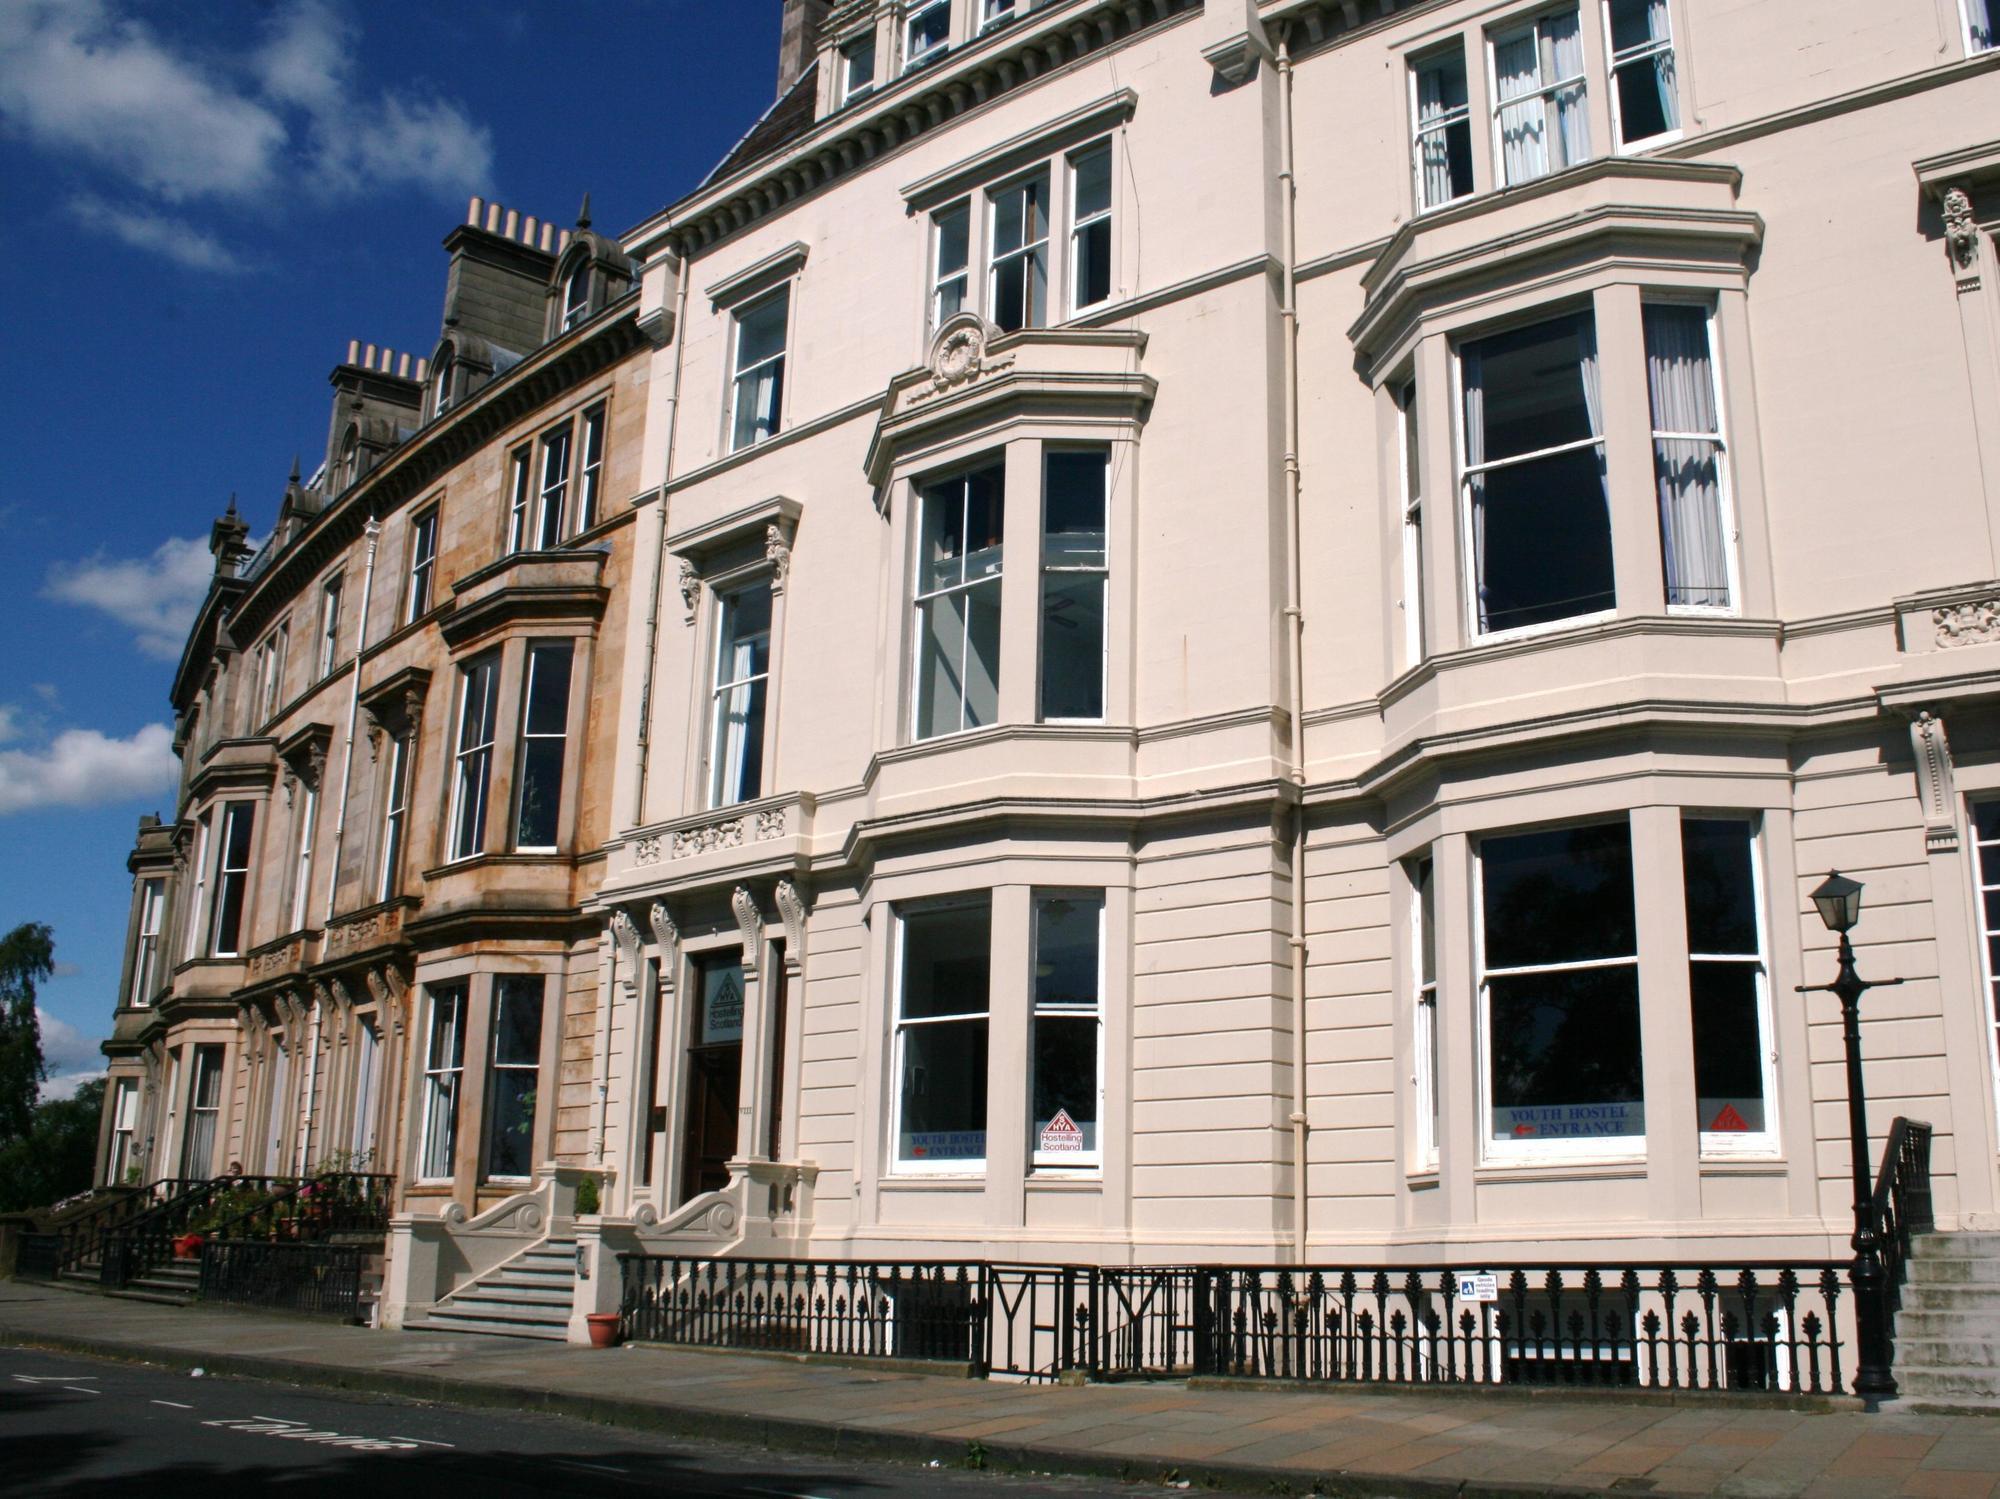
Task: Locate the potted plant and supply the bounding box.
[172,1231,204,1260]
[573,1174,600,1216]
[585,1311,622,1349]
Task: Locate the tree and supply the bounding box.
[0,922,53,1145]
[0,1077,106,1214]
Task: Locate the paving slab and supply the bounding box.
[4,1277,1999,1498]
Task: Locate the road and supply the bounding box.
[0,1346,1149,1498]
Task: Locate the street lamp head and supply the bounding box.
[1810,871,1865,934]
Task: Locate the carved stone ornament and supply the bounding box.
[774,879,807,956]
[609,908,643,996]
[765,522,792,589]
[678,557,701,624]
[673,817,745,858]
[731,885,763,957]
[1910,710,1961,853]
[924,312,1011,398]
[648,900,679,954]
[633,834,664,865]
[1934,598,2000,648]
[1944,187,1979,272]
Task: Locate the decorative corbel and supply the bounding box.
[731,885,763,956]
[765,523,792,592]
[774,879,807,964]
[1944,187,1979,273]
[648,900,678,954]
[678,558,701,624]
[609,907,643,998]
[1910,710,1961,853]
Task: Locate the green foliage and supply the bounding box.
[0,923,54,1145]
[573,1173,600,1216]
[0,1077,104,1214]
[961,1440,989,1471]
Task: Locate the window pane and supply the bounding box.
[515,739,565,849]
[486,1069,537,1178]
[1044,452,1107,565]
[899,1020,987,1161]
[1073,146,1111,220]
[964,581,1002,727]
[522,642,574,738]
[1466,314,1597,460]
[1481,822,1635,968]
[1691,962,1764,1134]
[1470,448,1615,631]
[1076,219,1112,308]
[1488,964,1644,1140]
[493,978,544,1066]
[1040,573,1105,720]
[711,679,766,804]
[937,204,969,279]
[902,902,990,1020]
[1034,896,1100,1007]
[718,584,772,680]
[1414,50,1474,207]
[697,956,746,1044]
[736,291,788,370]
[916,592,968,740]
[1682,818,1757,954]
[515,642,572,849]
[1415,857,1436,987]
[1033,1016,1098,1154]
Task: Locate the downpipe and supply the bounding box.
[632,255,692,826]
[323,519,381,924]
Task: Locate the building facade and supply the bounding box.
[98,0,2000,1332]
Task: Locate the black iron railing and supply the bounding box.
[198,1239,363,1321]
[97,1172,395,1289]
[15,1179,205,1280]
[1869,1118,1934,1344]
[620,1253,1863,1393]
[100,1176,305,1288]
[296,1173,396,1236]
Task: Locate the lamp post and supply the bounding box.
[1797,871,1904,1403]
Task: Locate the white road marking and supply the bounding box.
[12,1375,98,1384]
[551,1459,629,1474]
[388,1436,455,1448]
[204,1417,419,1451]
[63,1386,101,1395]
[151,1400,194,1409]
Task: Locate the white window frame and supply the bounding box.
[982,0,1020,27]
[483,974,545,1182]
[535,421,573,550]
[506,447,532,554]
[349,1018,380,1161]
[209,800,255,959]
[1602,0,1682,151]
[904,0,950,71]
[890,898,992,1176]
[1968,799,2000,1117]
[1962,0,1997,55]
[1686,815,1779,1159]
[911,462,1006,741]
[1397,379,1425,666]
[255,624,289,725]
[987,167,1051,334]
[431,354,454,419]
[418,984,466,1183]
[130,878,164,1007]
[1486,6,1591,189]
[1410,44,1475,213]
[1037,448,1109,725]
[1411,855,1440,1170]
[289,780,317,932]
[107,1079,140,1184]
[317,573,343,679]
[512,640,574,853]
[1646,298,1738,617]
[931,200,973,332]
[576,403,606,533]
[1029,891,1104,1172]
[448,654,500,863]
[1068,142,1113,313]
[1451,310,1615,644]
[1473,819,1646,1164]
[182,816,211,962]
[378,731,410,901]
[729,287,790,453]
[562,261,592,331]
[841,29,877,104]
[406,508,439,623]
[707,581,773,809]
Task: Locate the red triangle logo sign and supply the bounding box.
[1039,1109,1084,1152]
[1709,1104,1751,1132]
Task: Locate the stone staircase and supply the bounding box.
[1893,1231,2000,1408]
[404,1237,578,1342]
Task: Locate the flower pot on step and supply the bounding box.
[585,1312,621,1349]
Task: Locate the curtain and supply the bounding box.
[1462,343,1488,631]
[1416,63,1457,207]
[1546,10,1590,169]
[1645,0,1679,132]
[717,636,758,803]
[1494,29,1546,184]
[1645,305,1728,607]
[1575,315,1614,589]
[1970,0,1995,51]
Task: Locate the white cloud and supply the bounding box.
[0,722,177,817]
[45,534,214,660]
[37,1008,106,1077]
[0,705,18,744]
[0,0,494,267]
[67,193,246,273]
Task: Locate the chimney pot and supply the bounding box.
[346,338,360,365]
[503,208,519,239]
[523,215,539,245]
[558,229,572,252]
[468,195,484,226]
[397,352,411,378]
[415,357,429,383]
[364,343,378,368]
[540,223,555,252]
[485,202,502,233]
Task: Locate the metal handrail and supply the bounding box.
[1867,1116,1934,1364]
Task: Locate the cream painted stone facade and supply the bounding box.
[96,0,2000,1329]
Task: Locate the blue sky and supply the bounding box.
[0,0,782,1095]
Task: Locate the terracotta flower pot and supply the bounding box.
[172,1234,203,1260]
[585,1312,622,1349]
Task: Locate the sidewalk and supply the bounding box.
[4,1280,1998,1499]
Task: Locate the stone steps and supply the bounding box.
[1893,1231,2000,1405]
[405,1239,577,1343]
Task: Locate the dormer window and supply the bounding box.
[981,0,1018,28]
[431,352,455,419]
[338,428,360,492]
[562,261,592,332]
[841,30,877,104]
[904,0,949,71]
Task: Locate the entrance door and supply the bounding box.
[680,953,745,1202]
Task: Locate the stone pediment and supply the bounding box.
[864,317,1152,489]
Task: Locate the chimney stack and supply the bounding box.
[776,0,831,97]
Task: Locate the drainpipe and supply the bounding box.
[324,520,382,923]
[296,995,322,1175]
[1276,28,1311,1261]
[632,248,693,826]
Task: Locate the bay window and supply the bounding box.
[914,462,1005,739]
[448,654,500,861]
[209,800,256,958]
[904,0,949,70]
[1039,450,1107,722]
[989,171,1049,333]
[106,1080,139,1184]
[894,899,991,1171]
[1682,817,1773,1150]
[1644,302,1731,610]
[181,1045,224,1176]
[708,583,772,806]
[129,878,164,1006]
[484,975,544,1180]
[1411,46,1474,211]
[1030,894,1102,1168]
[1478,821,1643,1157]
[1490,8,1589,187]
[513,641,574,851]
[509,403,606,552]
[730,288,788,451]
[1459,310,1613,635]
[419,983,466,1181]
[1605,0,1679,148]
